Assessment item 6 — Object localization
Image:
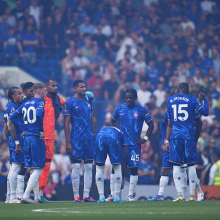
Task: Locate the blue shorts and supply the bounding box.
[70,139,95,161]
[9,134,24,164]
[95,137,123,164]
[169,139,197,165]
[127,145,140,168]
[162,151,173,168]
[24,135,46,168]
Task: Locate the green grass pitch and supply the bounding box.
[0,201,219,220]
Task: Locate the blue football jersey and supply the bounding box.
[167,94,208,140]
[97,126,125,145]
[112,103,152,146]
[63,96,95,141]
[4,102,19,131]
[10,97,45,137]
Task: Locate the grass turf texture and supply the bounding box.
[0,201,219,220]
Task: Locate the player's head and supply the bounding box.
[22,82,34,100]
[178,82,189,94]
[170,86,179,96]
[124,88,137,108]
[73,80,86,97]
[44,78,57,96]
[32,83,47,100]
[7,86,23,105]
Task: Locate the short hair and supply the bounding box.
[170,86,179,96]
[73,80,84,88]
[124,88,138,100]
[32,83,46,93]
[178,82,189,94]
[22,82,34,91]
[44,78,56,86]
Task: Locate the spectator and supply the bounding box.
[137,81,151,106]
[208,152,220,185]
[146,60,159,89]
[72,48,89,80]
[134,53,146,74]
[153,81,166,108]
[21,24,38,64]
[92,25,107,50]
[79,16,95,37]
[138,151,155,184]
[81,36,93,60]
[29,0,41,29]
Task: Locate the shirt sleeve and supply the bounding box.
[36,100,45,132]
[63,100,71,115]
[142,107,152,123]
[10,108,22,131]
[112,106,119,120]
[195,97,209,116]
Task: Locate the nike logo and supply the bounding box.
[75,106,80,108]
[120,113,125,115]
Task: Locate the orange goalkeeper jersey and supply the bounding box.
[43,95,66,140]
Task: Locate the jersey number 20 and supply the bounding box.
[22,107,36,124]
[171,104,189,121]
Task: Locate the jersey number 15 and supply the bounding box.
[171,104,189,121]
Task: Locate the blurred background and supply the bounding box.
[0,0,220,200]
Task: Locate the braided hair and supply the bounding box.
[7,86,19,107]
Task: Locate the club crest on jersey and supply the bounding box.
[11,107,15,113]
[134,113,138,117]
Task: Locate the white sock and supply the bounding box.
[96,165,105,199]
[113,164,122,199]
[6,166,11,201]
[17,175,25,199]
[196,178,203,194]
[23,168,43,199]
[180,167,188,199]
[188,165,197,196]
[83,163,93,198]
[158,176,169,196]
[33,181,40,200]
[71,163,80,198]
[9,163,21,200]
[128,175,138,197]
[110,173,115,197]
[173,166,183,196]
[39,190,44,197]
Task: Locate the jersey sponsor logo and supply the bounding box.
[39,102,44,108]
[134,113,138,117]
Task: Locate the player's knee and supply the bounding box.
[161,168,170,176]
[130,167,138,175]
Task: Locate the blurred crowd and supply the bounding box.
[0,0,220,198]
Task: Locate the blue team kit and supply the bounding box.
[4,102,24,164]
[112,103,152,167]
[95,126,125,164]
[167,94,209,165]
[63,96,95,160]
[10,97,46,168]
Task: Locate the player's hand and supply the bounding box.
[40,132,45,140]
[21,132,25,139]
[165,143,170,152]
[15,144,22,153]
[135,138,146,145]
[66,142,72,154]
[164,139,167,144]
[199,92,206,100]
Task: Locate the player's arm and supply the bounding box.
[196,93,209,116]
[195,116,202,144]
[8,113,22,153]
[91,112,96,137]
[64,115,72,154]
[58,94,66,107]
[165,119,172,152]
[135,109,154,145]
[4,123,9,140]
[36,101,45,140]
